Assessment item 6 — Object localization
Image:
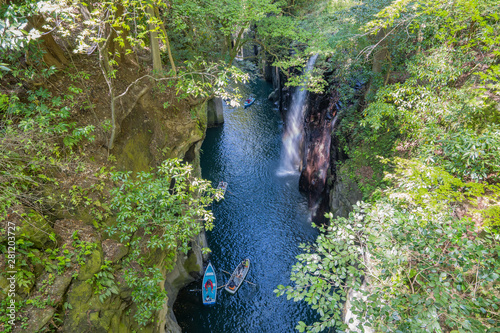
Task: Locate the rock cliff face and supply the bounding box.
[113,88,207,175]
[102,87,209,331]
[328,165,363,219]
[6,218,206,333]
[81,90,209,333]
[299,92,337,220]
[327,81,365,220]
[263,57,289,114]
[0,79,210,332]
[327,83,367,331]
[207,98,224,127]
[296,75,365,221]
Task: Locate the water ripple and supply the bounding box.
[174,79,320,332]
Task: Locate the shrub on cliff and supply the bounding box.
[277,159,500,332]
[108,158,222,325]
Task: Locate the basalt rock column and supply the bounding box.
[207,97,224,127]
[299,93,338,218]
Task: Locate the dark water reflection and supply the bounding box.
[174,78,320,332]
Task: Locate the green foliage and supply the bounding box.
[1,2,236,329]
[172,59,249,104]
[166,0,280,61]
[86,260,119,303]
[72,231,99,265]
[44,245,75,274]
[12,238,37,293]
[278,160,500,332]
[0,0,39,51]
[265,0,395,91]
[107,158,220,325]
[361,46,500,181]
[0,83,96,221]
[0,299,26,332]
[123,266,167,327]
[286,1,500,330]
[109,159,219,254]
[282,64,328,94]
[274,12,499,333]
[67,168,113,226]
[329,0,500,184]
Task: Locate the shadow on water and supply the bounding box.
[173,78,321,332]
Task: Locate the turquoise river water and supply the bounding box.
[173,78,320,332]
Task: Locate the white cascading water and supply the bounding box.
[278,54,319,176]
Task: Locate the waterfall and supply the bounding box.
[278,54,319,176]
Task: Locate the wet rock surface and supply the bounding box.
[299,92,338,209]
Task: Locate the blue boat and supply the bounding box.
[244,97,255,108]
[202,262,217,305]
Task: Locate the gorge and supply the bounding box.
[174,77,321,331]
[1,0,499,332]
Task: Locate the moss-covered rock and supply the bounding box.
[12,307,56,333]
[0,275,8,301]
[18,210,55,249]
[34,269,74,304]
[183,250,200,273]
[162,101,207,162]
[77,247,103,281]
[329,166,363,219]
[0,58,212,333]
[113,89,207,173]
[207,97,224,127]
[118,129,153,173]
[63,280,120,332]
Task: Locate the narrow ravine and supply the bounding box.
[173,78,320,332]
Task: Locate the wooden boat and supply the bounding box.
[217,181,228,196]
[244,97,255,108]
[225,259,250,294]
[202,262,217,305]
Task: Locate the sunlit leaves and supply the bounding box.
[173,58,249,104]
[107,159,221,325]
[279,160,500,332]
[362,42,500,181]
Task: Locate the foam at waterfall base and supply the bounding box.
[276,166,301,177]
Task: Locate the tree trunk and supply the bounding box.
[366,29,389,98]
[229,27,245,64]
[371,29,388,75]
[27,16,68,69]
[147,5,163,75]
[98,31,117,150]
[154,6,177,75]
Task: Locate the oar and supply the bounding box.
[221,270,257,286]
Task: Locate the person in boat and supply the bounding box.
[205,295,211,302]
[236,264,244,278]
[227,280,236,290]
[205,279,213,292]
